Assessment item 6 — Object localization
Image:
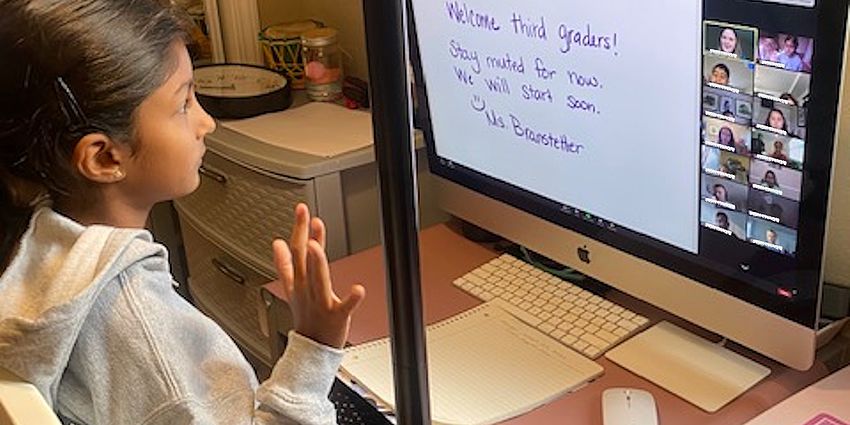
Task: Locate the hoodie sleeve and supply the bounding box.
[58,249,342,425]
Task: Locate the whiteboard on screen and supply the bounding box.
[412,0,704,252]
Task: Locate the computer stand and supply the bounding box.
[605,321,772,413]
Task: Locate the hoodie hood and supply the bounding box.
[0,208,164,406]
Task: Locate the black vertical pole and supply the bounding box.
[363,0,432,424]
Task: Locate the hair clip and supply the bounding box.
[23,64,32,90]
[53,76,90,129]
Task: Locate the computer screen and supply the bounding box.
[410,0,848,369]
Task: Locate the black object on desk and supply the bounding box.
[330,378,393,425]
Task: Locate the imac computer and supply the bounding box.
[409,0,850,405]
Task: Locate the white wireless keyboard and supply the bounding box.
[453,254,650,359]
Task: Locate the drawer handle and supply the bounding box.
[199,165,228,184]
[211,258,245,285]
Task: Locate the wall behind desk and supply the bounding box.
[257,0,368,81]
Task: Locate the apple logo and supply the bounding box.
[577,245,591,264]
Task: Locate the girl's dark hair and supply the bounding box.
[0,0,190,269]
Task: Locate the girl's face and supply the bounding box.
[720,29,738,53]
[769,110,786,129]
[764,172,777,186]
[719,127,734,145]
[711,66,730,85]
[123,41,216,206]
[784,38,796,55]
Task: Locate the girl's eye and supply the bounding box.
[179,87,196,114]
[180,97,191,114]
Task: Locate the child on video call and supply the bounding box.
[0,0,365,423]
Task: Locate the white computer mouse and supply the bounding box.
[602,387,659,425]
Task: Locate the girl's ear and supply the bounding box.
[71,133,130,184]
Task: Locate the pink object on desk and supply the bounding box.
[743,364,850,425]
[804,413,849,425]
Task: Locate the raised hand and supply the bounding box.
[272,203,366,349]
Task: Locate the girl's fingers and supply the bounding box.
[340,284,366,317]
[307,240,338,306]
[290,204,311,283]
[272,239,294,301]
[310,217,326,250]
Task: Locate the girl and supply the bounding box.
[765,108,791,134]
[0,0,364,424]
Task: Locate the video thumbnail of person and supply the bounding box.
[702,173,749,212]
[747,216,797,256]
[751,129,804,170]
[748,159,802,201]
[703,55,755,94]
[752,97,806,140]
[747,190,800,229]
[702,116,751,155]
[705,21,757,62]
[703,86,753,126]
[702,146,751,185]
[757,32,814,73]
[701,200,747,239]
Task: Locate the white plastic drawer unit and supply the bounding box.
[175,148,320,271]
[181,217,282,365]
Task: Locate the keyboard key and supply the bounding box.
[584,346,601,358]
[618,319,638,331]
[480,263,498,273]
[547,316,563,326]
[471,268,490,279]
[596,329,619,344]
[539,323,556,334]
[560,334,578,346]
[633,315,650,327]
[580,333,607,349]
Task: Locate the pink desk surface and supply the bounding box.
[265,224,828,425]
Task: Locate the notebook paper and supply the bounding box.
[341,302,604,425]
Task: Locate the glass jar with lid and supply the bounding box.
[301,27,343,101]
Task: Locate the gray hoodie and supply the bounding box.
[0,208,342,424]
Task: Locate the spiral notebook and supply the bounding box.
[340,301,604,425]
